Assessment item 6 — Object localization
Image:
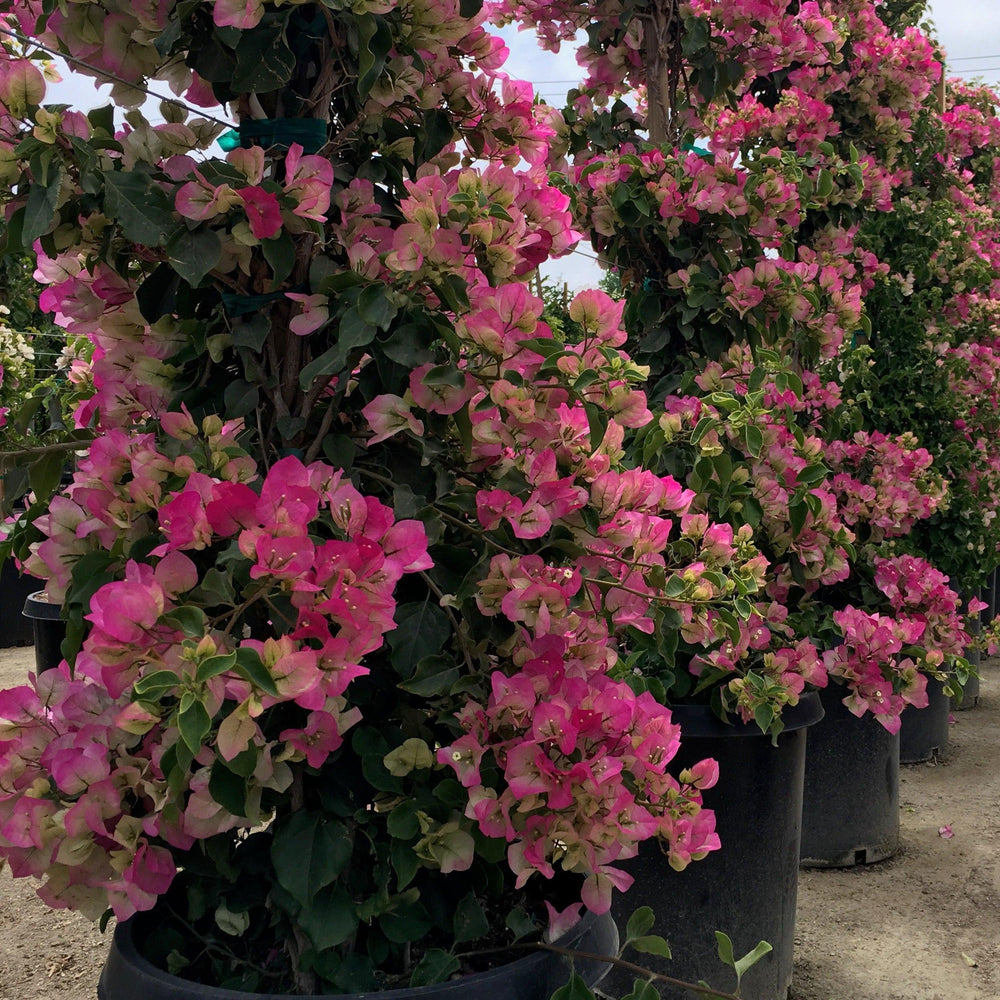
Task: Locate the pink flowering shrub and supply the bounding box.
[628,344,962,731]
[0,0,783,987]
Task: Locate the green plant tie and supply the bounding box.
[681,142,713,161]
[219,291,288,317]
[218,119,328,154]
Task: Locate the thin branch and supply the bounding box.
[0,24,235,130]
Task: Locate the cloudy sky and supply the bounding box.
[44,3,1000,291]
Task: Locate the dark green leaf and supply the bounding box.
[358,282,398,328]
[351,727,403,793]
[166,226,222,287]
[233,18,295,93]
[271,812,354,909]
[298,307,375,389]
[549,973,596,1000]
[195,652,238,682]
[380,898,433,944]
[356,14,393,99]
[453,892,489,945]
[408,950,460,989]
[789,500,808,539]
[178,700,212,754]
[390,836,420,890]
[162,605,207,637]
[103,169,176,246]
[622,981,661,1000]
[234,646,280,696]
[193,566,237,607]
[386,798,420,839]
[27,450,65,503]
[133,670,181,696]
[232,313,271,351]
[387,600,452,678]
[298,886,357,950]
[223,380,259,418]
[418,109,454,162]
[22,162,64,245]
[208,761,248,816]
[87,104,115,135]
[262,230,295,287]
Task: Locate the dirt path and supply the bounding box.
[2,646,999,999]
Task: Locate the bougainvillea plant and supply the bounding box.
[0,0,776,995]
[502,0,993,711]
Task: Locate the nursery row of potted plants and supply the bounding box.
[1,1,999,999]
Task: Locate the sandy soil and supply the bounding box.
[2,644,999,999]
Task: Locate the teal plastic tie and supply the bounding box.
[219,291,287,318]
[238,119,328,154]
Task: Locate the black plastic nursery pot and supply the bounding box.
[22,591,66,673]
[953,652,980,712]
[607,692,823,1000]
[899,675,950,764]
[1,561,43,648]
[99,909,617,1000]
[800,684,899,868]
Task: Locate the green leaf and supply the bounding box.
[505,907,537,942]
[166,226,222,287]
[298,307,375,389]
[358,281,398,328]
[262,230,295,287]
[381,898,433,944]
[549,973,596,1000]
[232,313,271,352]
[387,600,452,678]
[22,161,64,245]
[452,892,490,945]
[716,930,736,970]
[103,169,176,246]
[744,424,764,458]
[622,982,660,1000]
[418,109,455,162]
[195,652,238,682]
[390,836,420,890]
[133,670,181,697]
[208,761,248,816]
[734,939,773,981]
[356,13,393,99]
[178,699,212,754]
[193,566,237,607]
[351,727,403,793]
[788,500,808,539]
[162,605,207,637]
[298,886,358,950]
[223,380,259,418]
[232,18,295,93]
[624,906,655,944]
[27,450,65,503]
[631,935,672,959]
[271,812,354,909]
[398,655,459,697]
[409,950,461,989]
[234,646,280,696]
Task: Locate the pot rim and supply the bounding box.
[22,590,63,621]
[669,689,824,738]
[105,907,613,1000]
